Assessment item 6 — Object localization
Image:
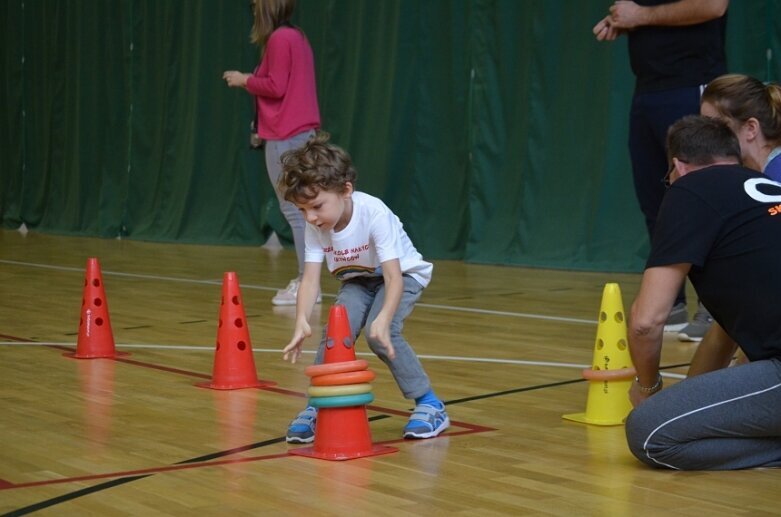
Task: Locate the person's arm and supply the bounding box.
[282,261,322,363]
[628,263,690,406]
[245,33,291,98]
[609,0,728,29]
[367,259,401,361]
[686,321,738,377]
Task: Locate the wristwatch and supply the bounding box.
[635,373,663,394]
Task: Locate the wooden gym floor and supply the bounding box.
[1,228,779,516]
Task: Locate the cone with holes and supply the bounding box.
[290,304,397,460]
[563,283,636,426]
[64,257,127,359]
[197,272,275,389]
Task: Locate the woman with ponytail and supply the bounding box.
[701,74,781,181]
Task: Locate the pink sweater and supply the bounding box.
[246,27,321,140]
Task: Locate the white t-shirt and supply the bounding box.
[304,191,433,287]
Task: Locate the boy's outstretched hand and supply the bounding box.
[368,316,396,361]
[283,320,312,363]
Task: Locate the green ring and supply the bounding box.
[308,392,375,408]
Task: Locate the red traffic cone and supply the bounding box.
[197,272,275,390]
[290,304,397,461]
[323,304,356,364]
[64,257,127,359]
[290,405,397,461]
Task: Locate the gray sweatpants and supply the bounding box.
[314,275,432,400]
[264,129,315,277]
[625,357,781,470]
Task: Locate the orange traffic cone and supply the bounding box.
[64,257,127,359]
[290,304,397,461]
[323,304,356,364]
[197,272,275,390]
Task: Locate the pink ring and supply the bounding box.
[305,359,368,377]
[581,367,636,381]
[310,369,376,386]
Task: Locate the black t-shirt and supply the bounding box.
[647,165,781,360]
[628,0,727,93]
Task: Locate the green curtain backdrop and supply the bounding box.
[2,1,780,272]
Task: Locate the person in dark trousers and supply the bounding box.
[592,0,729,340]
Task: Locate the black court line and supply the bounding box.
[0,373,616,513]
[2,333,692,514]
[445,378,587,405]
[121,325,152,330]
[1,477,150,517]
[1,418,396,516]
[444,362,690,406]
[178,320,207,324]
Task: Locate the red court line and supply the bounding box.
[367,404,495,433]
[2,337,497,491]
[0,424,493,491]
[1,452,292,490]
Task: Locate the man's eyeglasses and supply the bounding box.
[662,159,686,188]
[662,164,675,188]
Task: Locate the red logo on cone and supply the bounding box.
[64,257,127,360]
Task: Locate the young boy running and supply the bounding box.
[278,132,448,443]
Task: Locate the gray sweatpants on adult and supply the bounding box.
[625,358,781,470]
[314,275,431,400]
[264,129,315,277]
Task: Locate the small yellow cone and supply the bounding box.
[563,283,636,426]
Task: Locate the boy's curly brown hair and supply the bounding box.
[278,131,357,203]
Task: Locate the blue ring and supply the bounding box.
[308,392,374,408]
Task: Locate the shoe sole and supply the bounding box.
[402,416,450,439]
[678,333,703,343]
[286,436,315,444]
[663,323,687,332]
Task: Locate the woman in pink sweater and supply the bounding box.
[224,0,321,306]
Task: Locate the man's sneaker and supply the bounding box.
[271,278,322,306]
[664,302,688,332]
[403,403,450,439]
[678,303,713,342]
[286,406,317,444]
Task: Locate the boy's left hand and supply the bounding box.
[368,317,396,360]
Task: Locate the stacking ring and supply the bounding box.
[310,369,376,386]
[308,392,374,408]
[307,383,372,397]
[304,359,368,377]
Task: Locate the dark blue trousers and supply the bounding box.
[628,86,702,305]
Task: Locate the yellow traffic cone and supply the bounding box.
[563,283,636,426]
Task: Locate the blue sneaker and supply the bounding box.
[286,406,317,444]
[403,403,450,439]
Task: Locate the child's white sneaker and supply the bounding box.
[272,278,322,306]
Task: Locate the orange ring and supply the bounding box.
[304,359,368,378]
[310,369,376,386]
[581,367,636,381]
